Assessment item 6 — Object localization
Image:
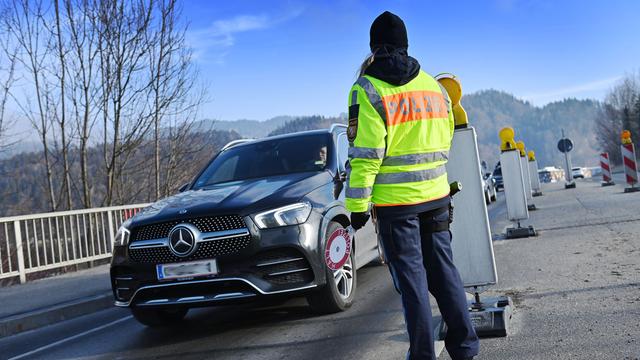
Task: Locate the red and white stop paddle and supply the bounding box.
[324,226,354,270]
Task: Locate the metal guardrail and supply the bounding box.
[0,204,150,284]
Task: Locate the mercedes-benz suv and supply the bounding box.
[110,125,380,326]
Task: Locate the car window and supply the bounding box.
[194,133,332,188]
[337,133,349,171]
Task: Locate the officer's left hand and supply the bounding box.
[350,212,370,230]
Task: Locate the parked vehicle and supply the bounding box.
[483,173,497,204]
[572,167,584,179]
[492,164,503,191]
[110,125,381,327]
[538,169,552,183]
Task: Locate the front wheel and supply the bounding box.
[131,307,188,327]
[307,222,356,314]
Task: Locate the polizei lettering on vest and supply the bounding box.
[383,90,448,126]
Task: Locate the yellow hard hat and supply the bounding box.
[499,127,516,152]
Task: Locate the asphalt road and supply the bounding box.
[2,178,639,360]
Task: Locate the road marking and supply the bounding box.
[8,315,133,360]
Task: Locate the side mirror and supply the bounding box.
[178,183,190,192]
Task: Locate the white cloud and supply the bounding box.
[521,76,622,104]
[188,9,303,63]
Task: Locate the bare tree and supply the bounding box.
[596,73,640,165]
[0,23,18,152]
[1,0,209,213]
[2,0,59,211]
[52,0,73,209]
[147,0,205,200]
[64,0,100,207]
[95,0,155,206]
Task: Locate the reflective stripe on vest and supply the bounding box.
[375,164,446,185]
[348,147,385,159]
[381,151,448,166]
[345,186,372,199]
[356,77,387,124]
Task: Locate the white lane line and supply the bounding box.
[8,315,133,360]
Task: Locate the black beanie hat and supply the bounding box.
[369,11,408,51]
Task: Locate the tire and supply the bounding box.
[131,307,188,327]
[485,190,491,205]
[307,221,356,314]
[491,188,497,202]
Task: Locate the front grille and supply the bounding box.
[253,248,314,286]
[132,215,246,241]
[129,234,252,264]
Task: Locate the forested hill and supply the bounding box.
[465,90,600,169]
[264,91,601,169]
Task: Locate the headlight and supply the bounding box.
[114,225,131,246]
[253,202,312,229]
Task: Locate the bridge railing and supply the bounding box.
[0,203,150,284]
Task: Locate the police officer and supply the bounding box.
[345,11,479,360]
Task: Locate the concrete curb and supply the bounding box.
[0,292,113,338]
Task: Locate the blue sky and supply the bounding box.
[185,0,639,121]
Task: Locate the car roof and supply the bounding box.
[223,126,346,151]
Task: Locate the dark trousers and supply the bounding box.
[377,207,479,360]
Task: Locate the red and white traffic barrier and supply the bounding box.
[621,143,639,192]
[599,152,614,186]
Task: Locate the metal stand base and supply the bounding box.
[438,293,514,339]
[468,295,513,338]
[506,225,536,239]
[624,187,640,193]
[527,204,537,211]
[601,182,615,187]
[532,191,543,197]
[565,182,576,189]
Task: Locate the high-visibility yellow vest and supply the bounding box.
[345,71,454,213]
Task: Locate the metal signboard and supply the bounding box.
[501,150,529,221]
[446,127,498,288]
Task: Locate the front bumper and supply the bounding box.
[111,214,326,308]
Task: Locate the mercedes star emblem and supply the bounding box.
[168,225,196,257]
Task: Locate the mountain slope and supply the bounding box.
[465,90,600,169]
[192,116,295,138]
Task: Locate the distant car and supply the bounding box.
[492,165,503,191]
[538,170,551,183]
[572,167,584,179]
[483,173,497,204]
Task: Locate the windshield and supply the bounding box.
[193,133,332,189]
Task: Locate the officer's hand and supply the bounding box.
[350,212,370,230]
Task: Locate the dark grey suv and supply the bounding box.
[110,125,380,326]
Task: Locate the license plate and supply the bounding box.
[156,259,218,280]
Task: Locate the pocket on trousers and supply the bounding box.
[387,217,421,258]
